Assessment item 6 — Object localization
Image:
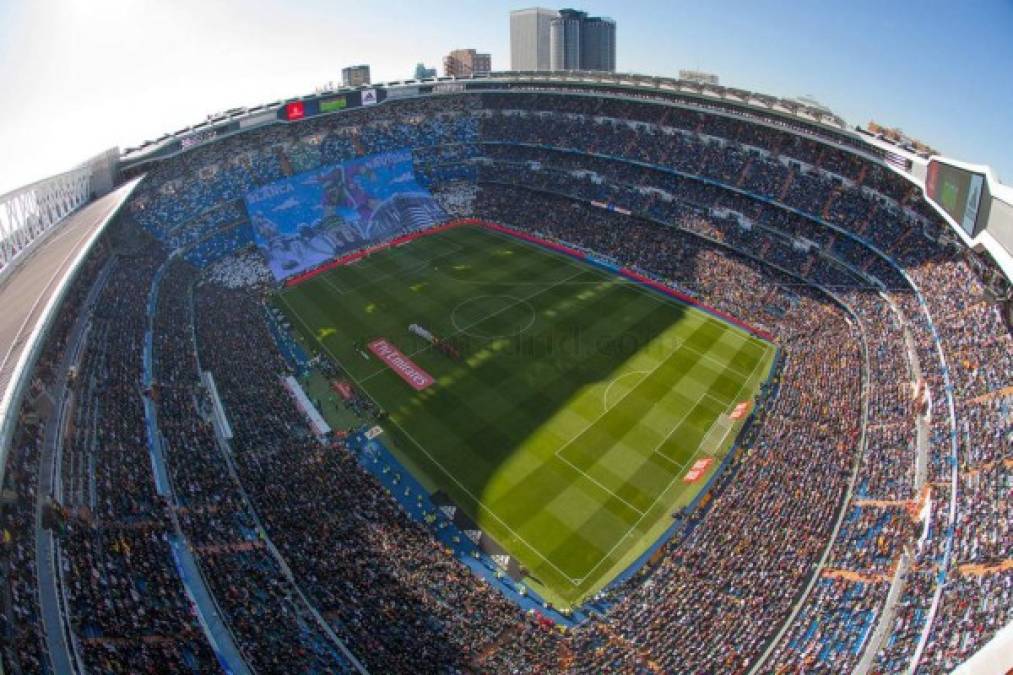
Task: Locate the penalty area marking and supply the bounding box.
[602,370,650,411]
[572,348,772,583]
[573,388,709,584]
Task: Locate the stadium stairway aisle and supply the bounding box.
[142,259,252,675]
[167,536,252,675]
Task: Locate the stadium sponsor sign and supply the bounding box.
[384,86,419,100]
[331,379,354,400]
[360,88,378,106]
[682,457,713,483]
[729,401,752,420]
[367,338,434,391]
[285,101,306,121]
[434,82,466,94]
[239,111,278,130]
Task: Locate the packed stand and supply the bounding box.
[56,233,218,672]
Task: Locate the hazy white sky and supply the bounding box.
[1,0,1010,195]
[0,0,504,195]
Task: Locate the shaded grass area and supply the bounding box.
[300,370,363,432]
[276,226,774,606]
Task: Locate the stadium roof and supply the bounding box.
[0,178,141,484]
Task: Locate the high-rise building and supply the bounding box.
[549,9,582,70]
[578,14,616,71]
[341,64,371,87]
[510,8,558,71]
[443,49,492,77]
[414,62,437,80]
[549,9,616,72]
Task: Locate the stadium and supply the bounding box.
[0,67,1010,674]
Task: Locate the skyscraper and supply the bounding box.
[510,8,558,71]
[578,14,616,71]
[548,9,616,72]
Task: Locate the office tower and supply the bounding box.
[510,8,558,70]
[549,9,616,72]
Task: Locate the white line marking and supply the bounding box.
[281,229,778,591]
[602,370,650,411]
[450,294,536,339]
[552,338,690,463]
[574,343,773,582]
[328,240,465,295]
[359,267,586,383]
[555,453,646,516]
[278,293,585,585]
[319,274,346,297]
[642,402,696,473]
[573,389,707,583]
[484,225,773,353]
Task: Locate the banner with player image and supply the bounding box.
[244,149,448,280]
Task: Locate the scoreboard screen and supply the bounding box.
[925,159,989,236]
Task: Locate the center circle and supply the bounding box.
[451,294,537,339]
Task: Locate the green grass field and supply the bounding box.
[275,225,775,607]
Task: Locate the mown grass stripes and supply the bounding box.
[277,226,775,606]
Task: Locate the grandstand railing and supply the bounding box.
[0,167,92,276]
[0,177,142,490]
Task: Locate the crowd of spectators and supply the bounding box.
[0,235,114,673]
[152,258,356,672]
[0,411,48,672]
[194,283,541,671]
[56,233,219,672]
[3,88,1009,673]
[473,186,865,671]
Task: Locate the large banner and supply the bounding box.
[245,149,448,280]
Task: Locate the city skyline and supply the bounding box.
[0,0,1010,195]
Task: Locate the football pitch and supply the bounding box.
[275,225,775,607]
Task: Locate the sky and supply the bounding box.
[0,0,1011,195]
